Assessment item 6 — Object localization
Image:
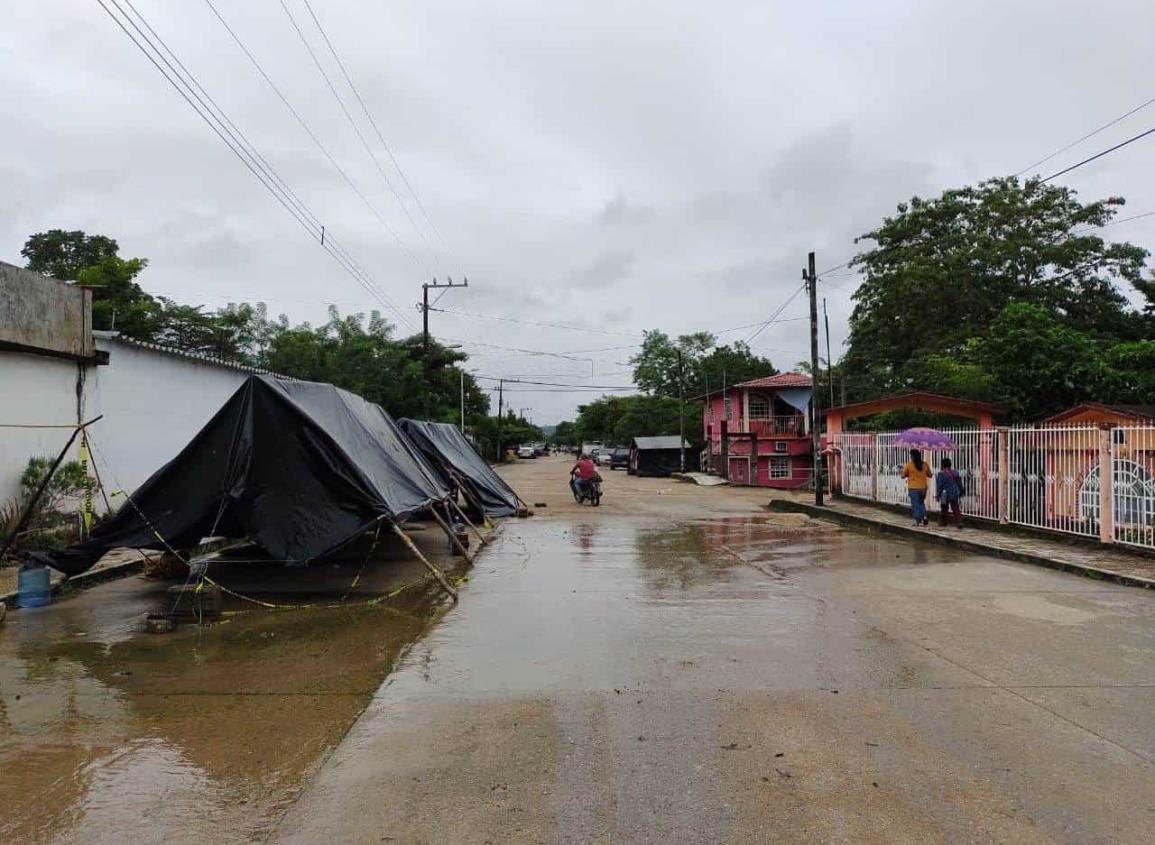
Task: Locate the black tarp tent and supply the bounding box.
[50,376,450,575]
[398,419,521,518]
[629,436,692,478]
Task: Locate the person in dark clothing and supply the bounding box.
[935,457,965,528]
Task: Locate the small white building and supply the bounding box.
[1,262,276,509]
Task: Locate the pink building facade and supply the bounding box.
[702,373,813,489]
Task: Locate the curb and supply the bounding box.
[0,558,145,611]
[768,499,1155,591]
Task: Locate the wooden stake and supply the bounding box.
[450,498,489,547]
[391,523,458,601]
[430,506,474,565]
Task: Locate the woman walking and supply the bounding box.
[901,448,933,526]
[936,457,965,528]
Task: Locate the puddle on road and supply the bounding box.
[0,570,451,844]
[0,513,993,843]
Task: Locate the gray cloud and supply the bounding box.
[3,0,1153,423]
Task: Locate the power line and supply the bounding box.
[1015,95,1155,177]
[276,0,432,266]
[475,376,635,390]
[1041,124,1155,183]
[298,0,452,258]
[96,0,413,330]
[199,0,423,278]
[744,284,807,344]
[429,306,643,338]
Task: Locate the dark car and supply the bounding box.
[609,447,630,470]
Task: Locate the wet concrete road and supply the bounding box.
[4,457,1155,843]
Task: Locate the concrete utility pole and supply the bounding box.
[806,252,824,506]
[823,297,835,408]
[677,348,686,472]
[496,379,504,461]
[420,276,468,418]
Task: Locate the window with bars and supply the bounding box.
[724,397,733,421]
[749,393,771,420]
[774,441,788,453]
[770,457,791,479]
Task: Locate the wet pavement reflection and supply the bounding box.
[6,509,1155,844]
[0,564,451,844]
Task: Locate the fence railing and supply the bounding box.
[833,424,1155,552]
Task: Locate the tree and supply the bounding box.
[843,177,1149,400]
[21,229,120,280]
[974,302,1108,421]
[631,331,774,398]
[571,394,700,448]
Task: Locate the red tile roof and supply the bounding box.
[735,372,813,390]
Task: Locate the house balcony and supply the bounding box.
[748,415,806,437]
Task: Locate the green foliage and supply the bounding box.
[550,420,578,446]
[470,412,542,461]
[4,457,95,551]
[631,331,775,398]
[841,177,1153,420]
[22,229,120,279]
[567,394,699,448]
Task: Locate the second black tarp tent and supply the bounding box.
[398,419,521,518]
[50,376,450,575]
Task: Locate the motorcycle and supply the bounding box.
[572,475,602,507]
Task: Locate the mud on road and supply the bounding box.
[4,455,1155,843]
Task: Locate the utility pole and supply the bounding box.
[420,276,468,418]
[496,379,504,461]
[459,369,466,433]
[823,297,835,408]
[677,348,686,472]
[806,252,823,506]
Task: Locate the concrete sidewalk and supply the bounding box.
[769,494,1155,590]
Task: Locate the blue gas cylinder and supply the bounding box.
[17,565,52,608]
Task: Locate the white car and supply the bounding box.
[595,449,614,467]
[516,445,536,459]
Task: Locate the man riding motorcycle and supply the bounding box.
[570,453,599,501]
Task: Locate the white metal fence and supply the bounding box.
[835,424,1155,552]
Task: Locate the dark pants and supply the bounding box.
[940,498,962,526]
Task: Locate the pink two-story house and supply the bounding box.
[702,373,813,488]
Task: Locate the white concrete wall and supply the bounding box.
[0,352,82,503]
[85,337,250,504]
[0,337,254,512]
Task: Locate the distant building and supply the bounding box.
[629,436,692,478]
[701,373,813,488]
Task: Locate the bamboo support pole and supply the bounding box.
[450,498,489,547]
[391,523,458,601]
[430,506,475,565]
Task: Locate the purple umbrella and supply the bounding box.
[896,427,955,450]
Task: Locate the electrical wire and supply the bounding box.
[429,306,643,338]
[298,0,452,258]
[97,0,414,329]
[1040,124,1155,183]
[475,376,635,389]
[276,0,431,265]
[1015,95,1155,177]
[744,284,807,344]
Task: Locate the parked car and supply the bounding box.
[516,445,536,459]
[609,447,630,470]
[595,449,615,467]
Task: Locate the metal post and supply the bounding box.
[422,280,431,418]
[997,427,1010,524]
[807,253,823,505]
[1099,425,1115,544]
[460,369,466,432]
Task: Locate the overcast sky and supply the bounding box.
[4,0,1154,422]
